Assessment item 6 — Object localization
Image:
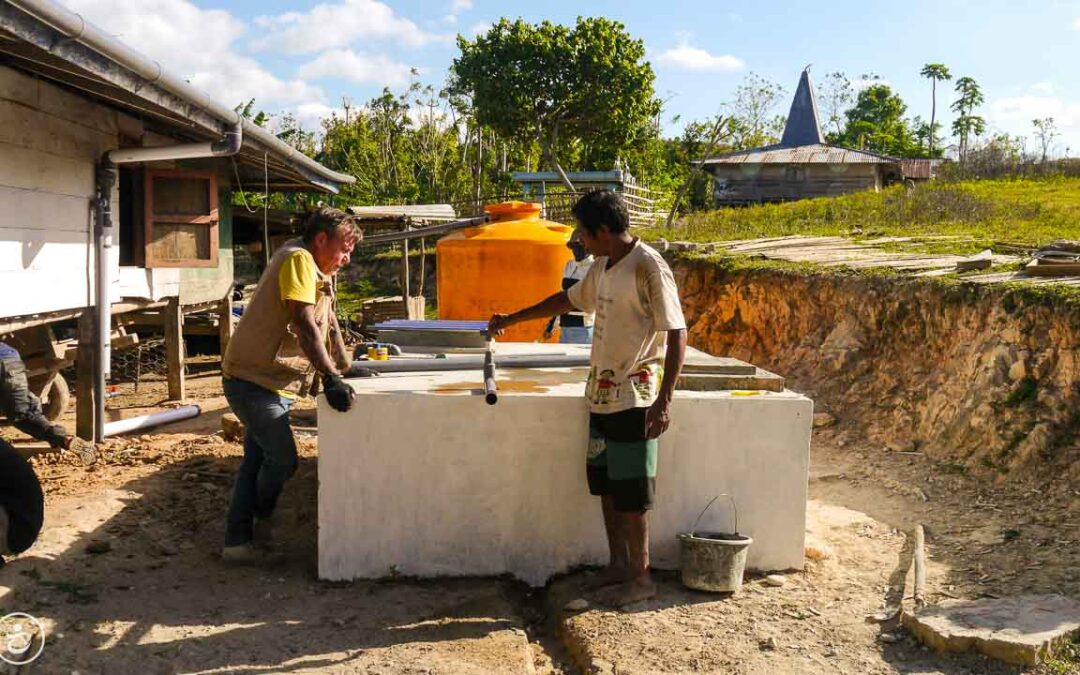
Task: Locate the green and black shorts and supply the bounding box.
[586,407,657,513]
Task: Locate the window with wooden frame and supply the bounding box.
[144,168,219,268]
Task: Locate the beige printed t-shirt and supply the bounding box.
[567,239,687,414]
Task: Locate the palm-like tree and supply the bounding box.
[920,64,952,156]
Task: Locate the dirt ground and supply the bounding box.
[1,368,1077,674]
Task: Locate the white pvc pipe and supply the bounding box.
[107,143,217,164]
[103,405,201,437]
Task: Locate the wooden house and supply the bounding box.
[1,0,354,439]
[701,69,904,206]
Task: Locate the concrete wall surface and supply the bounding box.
[318,360,813,586]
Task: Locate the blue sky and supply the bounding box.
[66,0,1080,156]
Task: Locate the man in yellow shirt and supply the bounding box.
[220,206,361,564]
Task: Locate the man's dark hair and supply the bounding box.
[301,206,359,244]
[571,189,630,235]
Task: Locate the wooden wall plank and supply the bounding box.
[0,143,96,197]
[0,187,91,233]
[0,67,118,136]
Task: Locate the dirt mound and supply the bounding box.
[675,256,1080,485]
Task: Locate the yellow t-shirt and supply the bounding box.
[278,249,318,305]
[275,249,319,399]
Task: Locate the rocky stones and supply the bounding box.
[222,413,244,442]
[902,594,1080,666]
[812,412,836,429]
[564,598,590,612]
[764,575,786,588]
[1008,360,1028,382]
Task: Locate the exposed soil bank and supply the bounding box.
[674,256,1080,484]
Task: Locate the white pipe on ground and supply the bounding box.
[103,405,201,437]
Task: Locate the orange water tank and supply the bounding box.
[437,201,573,342]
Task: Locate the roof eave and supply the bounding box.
[2,0,354,193]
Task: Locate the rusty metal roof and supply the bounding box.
[701,144,899,165]
[900,159,943,179]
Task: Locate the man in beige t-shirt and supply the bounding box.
[489,189,687,607]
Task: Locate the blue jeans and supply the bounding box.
[223,378,297,546]
[559,326,593,344]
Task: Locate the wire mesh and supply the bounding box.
[60,337,175,389]
[109,338,172,383]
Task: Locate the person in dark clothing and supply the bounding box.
[0,436,44,563]
[0,341,95,464]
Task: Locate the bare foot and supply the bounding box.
[583,565,630,590]
[595,579,657,608]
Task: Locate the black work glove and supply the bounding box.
[322,373,355,412]
[344,363,379,378]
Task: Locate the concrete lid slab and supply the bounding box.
[347,342,801,399]
[903,594,1080,666]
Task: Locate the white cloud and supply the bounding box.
[1074,16,1080,29]
[469,21,491,36]
[990,95,1080,126]
[252,0,435,53]
[63,0,323,108]
[290,103,345,130]
[443,14,458,24]
[654,42,743,72]
[1031,82,1056,94]
[298,49,416,87]
[451,0,473,11]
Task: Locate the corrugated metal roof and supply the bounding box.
[701,144,899,165]
[511,170,630,184]
[347,204,458,221]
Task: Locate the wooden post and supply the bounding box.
[399,221,411,316]
[217,294,233,359]
[164,297,185,401]
[913,525,927,608]
[75,310,96,441]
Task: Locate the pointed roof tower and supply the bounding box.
[779,67,824,148]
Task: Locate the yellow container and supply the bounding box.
[437,201,573,343]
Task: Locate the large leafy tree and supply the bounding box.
[919,63,951,156]
[951,76,986,164]
[838,84,919,157]
[450,17,660,190]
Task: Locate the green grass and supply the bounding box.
[336,278,400,319]
[1005,377,1040,407]
[1039,638,1080,675]
[647,177,1080,253]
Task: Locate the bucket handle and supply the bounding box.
[690,493,739,537]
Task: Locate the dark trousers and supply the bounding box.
[223,378,298,546]
[0,437,44,555]
[0,357,66,449]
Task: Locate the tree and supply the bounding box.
[919,63,951,156]
[817,71,854,140]
[726,72,786,150]
[838,84,919,156]
[951,76,985,164]
[450,17,660,190]
[1032,117,1058,163]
